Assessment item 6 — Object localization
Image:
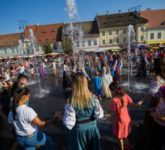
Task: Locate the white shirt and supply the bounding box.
[149,78,165,96]
[52,62,56,69]
[63,98,104,130]
[19,66,25,74]
[63,64,69,72]
[8,105,37,136]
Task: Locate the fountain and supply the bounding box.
[66,0,84,64]
[18,40,23,56]
[127,25,135,91]
[29,29,49,98]
[18,39,24,64]
[120,25,150,93]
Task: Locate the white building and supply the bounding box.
[0,33,22,58]
[63,21,100,52]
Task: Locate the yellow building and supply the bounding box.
[140,9,165,49]
[96,12,148,51]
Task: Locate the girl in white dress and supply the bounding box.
[102,66,113,98]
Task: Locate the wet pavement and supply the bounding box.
[26,73,151,150]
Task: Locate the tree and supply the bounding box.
[43,43,53,54]
[62,37,73,54]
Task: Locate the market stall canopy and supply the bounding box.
[137,44,149,49]
[81,46,121,52]
[45,52,58,56]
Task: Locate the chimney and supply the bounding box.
[146,8,151,11]
[106,11,109,15]
[118,9,122,13]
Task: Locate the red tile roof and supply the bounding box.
[24,23,64,45]
[140,9,165,28]
[0,33,21,47]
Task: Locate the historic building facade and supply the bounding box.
[96,12,148,51]
[0,9,164,56]
[23,23,64,55]
[140,9,165,49]
[0,33,22,57]
[63,20,100,52]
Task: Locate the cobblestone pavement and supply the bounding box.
[28,74,151,150]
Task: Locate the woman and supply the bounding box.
[63,73,104,150]
[93,71,102,100]
[110,87,143,150]
[102,66,113,98]
[143,57,165,149]
[63,60,71,89]
[52,61,57,76]
[150,85,165,150]
[39,62,46,79]
[8,88,54,150]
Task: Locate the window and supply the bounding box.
[141,36,144,41]
[141,27,144,32]
[123,37,126,43]
[88,40,91,46]
[116,30,119,34]
[82,41,85,47]
[12,49,15,54]
[161,21,165,26]
[94,40,97,45]
[150,33,154,40]
[102,40,105,45]
[158,32,162,39]
[116,38,119,43]
[5,49,7,54]
[123,29,127,34]
[109,39,112,44]
[42,31,46,33]
[109,31,112,35]
[102,31,105,36]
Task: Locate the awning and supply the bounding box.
[160,44,165,48]
[46,52,58,56]
[137,44,149,49]
[147,40,165,45]
[81,46,121,52]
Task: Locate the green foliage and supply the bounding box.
[62,37,73,54]
[43,43,53,54]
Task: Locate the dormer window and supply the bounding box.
[161,21,165,26]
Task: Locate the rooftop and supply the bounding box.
[63,20,99,37]
[140,9,165,29]
[24,23,64,44]
[96,12,148,28]
[0,33,21,47]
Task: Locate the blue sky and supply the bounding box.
[0,0,165,34]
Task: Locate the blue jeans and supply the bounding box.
[16,130,54,150]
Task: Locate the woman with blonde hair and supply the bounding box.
[63,73,104,150]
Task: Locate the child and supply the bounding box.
[94,71,102,100]
[110,87,143,150]
[102,66,113,98]
[8,87,54,149]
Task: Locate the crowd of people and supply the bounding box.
[0,48,164,150]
